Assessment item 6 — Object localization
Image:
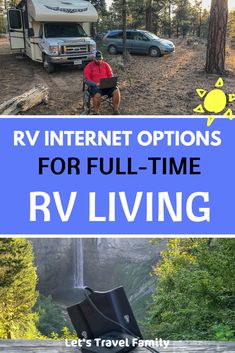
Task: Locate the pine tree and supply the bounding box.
[200,8,210,38]
[160,0,175,37]
[173,0,192,37]
[0,239,25,287]
[90,0,106,15]
[191,0,203,36]
[0,238,39,339]
[35,295,70,337]
[206,0,228,73]
[146,0,154,32]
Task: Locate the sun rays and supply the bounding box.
[194,77,235,127]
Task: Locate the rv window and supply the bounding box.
[44,23,87,38]
[8,9,22,29]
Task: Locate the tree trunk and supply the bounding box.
[205,0,228,74]
[198,4,202,37]
[146,0,153,32]
[198,14,202,37]
[6,329,12,339]
[168,2,172,38]
[122,0,127,63]
[176,23,179,38]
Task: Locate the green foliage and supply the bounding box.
[0,238,25,287]
[50,327,77,340]
[209,324,234,341]
[146,239,235,340]
[34,295,74,337]
[173,0,192,37]
[0,238,39,339]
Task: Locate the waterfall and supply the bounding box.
[74,238,84,288]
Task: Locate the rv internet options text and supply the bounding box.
[7,0,98,73]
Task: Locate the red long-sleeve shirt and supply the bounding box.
[84,61,113,84]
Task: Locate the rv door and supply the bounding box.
[7,9,25,49]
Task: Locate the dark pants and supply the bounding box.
[89,86,117,97]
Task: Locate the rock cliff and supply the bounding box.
[30,238,167,320]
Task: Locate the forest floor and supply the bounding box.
[0,35,235,115]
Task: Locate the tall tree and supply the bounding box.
[145,0,166,33]
[0,239,25,287]
[0,238,39,339]
[173,0,192,37]
[35,295,70,337]
[90,0,106,14]
[146,0,153,31]
[200,8,210,38]
[192,0,203,36]
[160,0,174,37]
[122,0,127,62]
[206,0,228,73]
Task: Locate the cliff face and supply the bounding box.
[31,238,167,320]
[30,238,75,293]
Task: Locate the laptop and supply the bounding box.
[99,76,118,89]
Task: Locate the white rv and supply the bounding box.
[7,0,98,72]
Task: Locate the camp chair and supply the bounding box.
[81,79,113,115]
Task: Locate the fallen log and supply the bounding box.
[0,85,49,115]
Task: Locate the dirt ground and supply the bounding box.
[0,35,235,115]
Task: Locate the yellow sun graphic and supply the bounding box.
[193,77,235,127]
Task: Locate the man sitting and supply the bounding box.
[84,50,121,115]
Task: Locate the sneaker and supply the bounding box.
[113,110,120,115]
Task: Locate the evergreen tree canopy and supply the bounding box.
[34,295,71,337]
[0,238,25,287]
[91,0,107,15]
[104,0,210,38]
[0,238,39,339]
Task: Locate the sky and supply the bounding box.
[106,0,235,11]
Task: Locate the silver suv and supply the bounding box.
[102,29,175,57]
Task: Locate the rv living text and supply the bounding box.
[7,0,98,72]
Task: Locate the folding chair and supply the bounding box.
[81,79,113,115]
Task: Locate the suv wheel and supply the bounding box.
[149,46,161,57]
[108,45,118,55]
[43,54,55,73]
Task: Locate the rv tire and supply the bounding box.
[43,54,55,73]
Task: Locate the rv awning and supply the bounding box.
[27,0,98,22]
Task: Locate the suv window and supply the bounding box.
[126,31,134,40]
[133,32,148,41]
[107,31,122,39]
